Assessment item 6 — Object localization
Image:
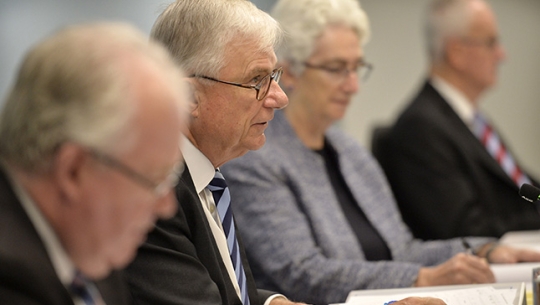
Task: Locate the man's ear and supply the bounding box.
[445,38,467,71]
[183,78,200,119]
[53,143,89,204]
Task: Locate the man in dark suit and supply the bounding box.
[0,22,188,304]
[374,0,540,240]
[124,1,299,304]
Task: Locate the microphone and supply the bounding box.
[519,184,540,202]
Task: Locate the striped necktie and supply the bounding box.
[69,271,104,305]
[473,113,531,187]
[207,170,250,305]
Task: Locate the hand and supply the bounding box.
[485,244,540,263]
[393,296,447,305]
[269,297,309,305]
[415,253,494,286]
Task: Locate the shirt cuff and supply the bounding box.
[264,294,288,305]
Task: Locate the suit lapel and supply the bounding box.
[425,83,517,188]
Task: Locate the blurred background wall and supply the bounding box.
[1,0,539,176]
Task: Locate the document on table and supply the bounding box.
[500,230,540,252]
[492,262,540,283]
[337,282,525,305]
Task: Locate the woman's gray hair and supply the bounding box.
[0,22,185,172]
[425,0,476,63]
[151,0,282,77]
[271,0,370,76]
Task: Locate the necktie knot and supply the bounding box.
[69,271,97,305]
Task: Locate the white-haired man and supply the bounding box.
[0,22,187,304]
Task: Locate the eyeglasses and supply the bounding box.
[303,61,373,82]
[88,148,184,198]
[461,37,500,50]
[190,67,283,101]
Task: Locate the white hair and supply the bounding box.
[425,0,478,62]
[271,0,370,75]
[151,0,282,77]
[0,22,185,172]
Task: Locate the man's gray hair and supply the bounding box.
[425,0,477,63]
[271,0,370,76]
[152,0,282,77]
[0,22,184,172]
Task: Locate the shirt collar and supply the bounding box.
[6,170,76,287]
[182,139,216,193]
[431,75,476,127]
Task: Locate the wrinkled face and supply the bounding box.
[458,1,505,91]
[189,39,288,165]
[69,59,184,279]
[290,25,363,125]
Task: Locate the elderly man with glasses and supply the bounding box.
[0,22,187,304]
[124,0,297,305]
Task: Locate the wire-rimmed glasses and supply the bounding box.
[88,148,184,198]
[190,67,283,101]
[303,60,373,82]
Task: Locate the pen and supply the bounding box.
[461,238,474,255]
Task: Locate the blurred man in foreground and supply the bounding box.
[0,22,187,304]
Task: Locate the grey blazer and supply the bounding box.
[222,111,493,305]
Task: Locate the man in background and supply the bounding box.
[0,22,187,304]
[375,0,540,240]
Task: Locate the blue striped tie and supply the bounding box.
[207,170,250,305]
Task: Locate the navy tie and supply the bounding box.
[207,170,250,305]
[69,271,101,305]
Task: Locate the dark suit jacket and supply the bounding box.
[374,81,540,240]
[125,165,274,305]
[0,168,131,305]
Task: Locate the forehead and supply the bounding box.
[309,25,363,62]
[467,2,498,37]
[220,38,277,78]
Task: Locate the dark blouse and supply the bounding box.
[314,139,392,261]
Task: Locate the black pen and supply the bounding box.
[461,238,474,255]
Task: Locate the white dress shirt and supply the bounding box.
[431,75,476,129]
[7,172,103,305]
[182,140,284,305]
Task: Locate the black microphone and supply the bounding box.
[519,184,540,202]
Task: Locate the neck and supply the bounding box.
[284,102,331,150]
[431,65,484,106]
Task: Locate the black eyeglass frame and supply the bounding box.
[190,67,283,101]
[88,148,184,198]
[303,61,373,82]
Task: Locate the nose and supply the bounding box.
[154,189,178,219]
[263,81,289,110]
[341,70,360,94]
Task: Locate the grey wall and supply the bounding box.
[2,0,539,177]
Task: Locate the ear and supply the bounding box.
[445,38,467,70]
[52,143,90,205]
[183,78,201,119]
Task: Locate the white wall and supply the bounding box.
[344,0,540,178]
[2,0,539,177]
